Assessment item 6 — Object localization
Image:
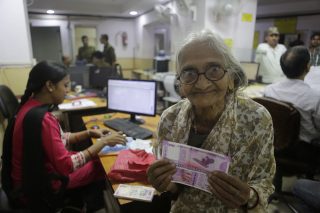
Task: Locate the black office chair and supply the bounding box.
[0,85,20,211]
[0,85,19,130]
[253,97,319,194]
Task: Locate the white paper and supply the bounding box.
[58,99,97,110]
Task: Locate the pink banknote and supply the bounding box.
[162,140,231,193]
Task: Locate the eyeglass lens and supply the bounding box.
[179,65,226,84]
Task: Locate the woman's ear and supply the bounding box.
[45,81,54,92]
[228,74,235,91]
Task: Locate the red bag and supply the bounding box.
[108,149,155,183]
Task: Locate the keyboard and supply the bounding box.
[104,118,153,139]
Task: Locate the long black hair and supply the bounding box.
[1,61,68,211]
[19,61,68,107]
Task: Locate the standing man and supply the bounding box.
[255,27,287,83]
[77,35,95,63]
[309,32,320,66]
[100,34,116,66]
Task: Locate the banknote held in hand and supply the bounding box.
[161,140,231,193]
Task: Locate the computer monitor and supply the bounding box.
[107,79,157,124]
[68,66,90,88]
[89,66,120,89]
[240,62,260,83]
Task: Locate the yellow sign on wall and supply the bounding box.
[224,39,233,49]
[242,13,253,22]
[274,17,297,34]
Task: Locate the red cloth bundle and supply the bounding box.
[108,149,155,183]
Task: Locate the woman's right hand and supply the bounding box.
[99,132,126,146]
[147,159,176,192]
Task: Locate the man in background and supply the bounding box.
[61,55,72,68]
[309,32,320,66]
[255,26,287,83]
[100,34,116,66]
[91,51,111,68]
[77,35,95,63]
[265,46,320,165]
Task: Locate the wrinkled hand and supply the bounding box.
[147,159,176,192]
[88,129,111,138]
[208,171,250,209]
[99,131,126,146]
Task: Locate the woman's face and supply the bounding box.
[51,75,70,104]
[178,41,230,109]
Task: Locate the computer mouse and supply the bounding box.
[91,125,100,129]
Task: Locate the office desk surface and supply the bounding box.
[82,113,160,205]
[242,83,266,98]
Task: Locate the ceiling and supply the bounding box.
[27,0,171,18]
[26,0,308,18]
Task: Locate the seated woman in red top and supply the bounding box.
[1,61,126,212]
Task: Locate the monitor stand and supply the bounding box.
[128,114,145,125]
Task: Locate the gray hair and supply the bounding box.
[176,29,247,90]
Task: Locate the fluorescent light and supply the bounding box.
[46,10,55,14]
[129,11,138,16]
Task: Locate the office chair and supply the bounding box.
[253,97,319,198]
[162,74,181,108]
[0,85,19,130]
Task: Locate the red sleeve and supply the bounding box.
[41,113,74,176]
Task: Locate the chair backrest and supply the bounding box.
[253,97,300,151]
[163,74,181,99]
[0,85,19,119]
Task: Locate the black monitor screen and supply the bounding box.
[107,79,157,121]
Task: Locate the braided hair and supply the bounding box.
[1,61,68,210]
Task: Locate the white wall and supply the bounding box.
[0,0,33,65]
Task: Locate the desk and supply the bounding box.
[61,96,107,132]
[242,83,266,98]
[82,113,162,212]
[132,69,153,80]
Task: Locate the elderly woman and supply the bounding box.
[147,30,276,212]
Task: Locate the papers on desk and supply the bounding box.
[114,184,155,202]
[99,137,153,156]
[58,99,97,110]
[242,83,266,98]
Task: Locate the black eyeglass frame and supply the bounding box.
[176,67,228,85]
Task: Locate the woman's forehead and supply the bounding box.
[179,42,223,65]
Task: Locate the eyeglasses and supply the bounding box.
[177,65,227,85]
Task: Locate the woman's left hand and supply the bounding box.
[88,129,110,138]
[208,171,250,209]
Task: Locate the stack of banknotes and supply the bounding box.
[162,140,231,193]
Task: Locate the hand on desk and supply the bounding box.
[88,128,110,138]
[98,131,127,147]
